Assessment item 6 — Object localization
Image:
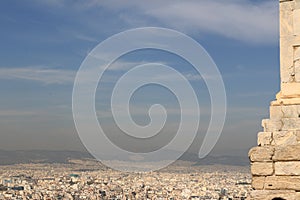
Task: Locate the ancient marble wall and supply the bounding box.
[249,1,300,199]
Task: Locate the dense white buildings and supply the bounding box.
[0,163,250,200]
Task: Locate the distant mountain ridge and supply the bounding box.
[0,149,92,165]
[0,149,249,166]
[180,152,250,166]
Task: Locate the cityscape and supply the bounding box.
[0,160,251,200]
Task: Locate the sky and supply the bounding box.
[0,0,280,158]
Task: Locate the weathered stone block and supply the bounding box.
[296,0,300,9]
[295,59,300,82]
[280,42,294,83]
[262,119,283,132]
[275,161,300,175]
[295,46,300,61]
[273,144,300,161]
[250,190,297,200]
[281,105,300,118]
[251,162,274,176]
[252,176,265,190]
[282,118,300,130]
[265,176,300,190]
[280,1,295,11]
[270,106,283,120]
[297,192,300,199]
[293,9,300,35]
[295,129,300,141]
[272,130,297,146]
[280,0,294,37]
[249,146,274,162]
[295,35,300,46]
[282,82,300,97]
[272,97,300,106]
[258,132,272,146]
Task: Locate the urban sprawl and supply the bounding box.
[0,161,251,200]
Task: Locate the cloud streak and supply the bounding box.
[81,0,279,45]
[0,63,201,85]
[32,0,279,44]
[0,67,75,84]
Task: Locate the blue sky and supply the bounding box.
[0,0,280,156]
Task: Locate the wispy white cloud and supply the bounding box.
[0,62,171,85]
[0,67,75,84]
[32,0,279,45]
[145,0,278,44]
[106,61,149,71]
[72,33,99,43]
[71,0,278,45]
